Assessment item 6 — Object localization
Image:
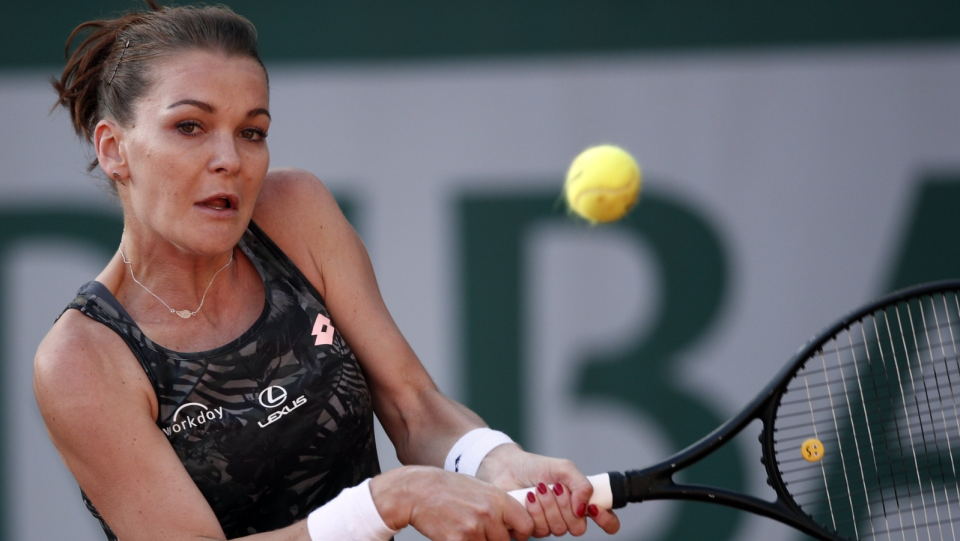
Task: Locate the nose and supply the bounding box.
[209,132,241,175]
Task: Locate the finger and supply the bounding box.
[589,505,621,535]
[502,491,536,540]
[534,482,568,536]
[522,490,550,538]
[480,491,525,541]
[507,527,531,541]
[485,522,515,541]
[544,458,595,517]
[551,482,587,536]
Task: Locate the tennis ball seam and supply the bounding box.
[569,182,639,204]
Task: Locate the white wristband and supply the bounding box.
[444,428,515,476]
[306,478,400,541]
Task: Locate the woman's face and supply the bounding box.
[113,50,270,255]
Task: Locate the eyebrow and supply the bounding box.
[167,99,271,119]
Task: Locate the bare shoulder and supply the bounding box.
[34,310,222,538]
[34,310,156,432]
[253,167,342,233]
[252,168,358,296]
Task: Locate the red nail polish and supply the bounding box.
[588,504,599,517]
[537,482,548,494]
[553,483,563,496]
[527,491,536,503]
[576,503,587,517]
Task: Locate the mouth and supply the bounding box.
[199,194,239,211]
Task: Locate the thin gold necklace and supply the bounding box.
[119,248,233,319]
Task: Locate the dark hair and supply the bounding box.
[52,1,266,171]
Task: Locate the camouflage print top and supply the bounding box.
[65,221,381,540]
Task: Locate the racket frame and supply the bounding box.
[608,279,960,541]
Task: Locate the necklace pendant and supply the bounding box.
[120,246,232,322]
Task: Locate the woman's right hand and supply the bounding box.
[370,466,535,541]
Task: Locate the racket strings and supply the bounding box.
[821,506,960,536]
[788,471,957,503]
[805,317,959,369]
[779,360,960,410]
[773,290,960,541]
[804,488,960,523]
[783,455,958,486]
[776,401,957,436]
[776,409,960,447]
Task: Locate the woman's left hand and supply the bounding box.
[476,444,620,538]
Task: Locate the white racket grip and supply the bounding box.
[507,473,613,510]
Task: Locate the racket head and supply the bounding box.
[768,280,960,541]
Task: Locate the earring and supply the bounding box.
[112,171,121,181]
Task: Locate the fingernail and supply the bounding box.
[553,483,563,496]
[576,503,587,517]
[527,491,536,503]
[537,482,548,494]
[588,504,599,517]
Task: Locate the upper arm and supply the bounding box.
[253,170,475,460]
[34,311,225,541]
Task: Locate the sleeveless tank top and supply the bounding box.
[64,221,382,539]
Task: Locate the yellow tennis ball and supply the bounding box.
[564,145,641,223]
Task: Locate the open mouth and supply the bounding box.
[200,195,238,211]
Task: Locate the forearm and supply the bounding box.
[229,521,308,541]
[377,386,487,466]
[236,477,399,541]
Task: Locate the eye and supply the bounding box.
[240,127,267,142]
[177,121,201,135]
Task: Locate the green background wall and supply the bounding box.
[2,0,959,69]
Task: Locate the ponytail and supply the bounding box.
[52,1,160,145]
[51,1,263,171]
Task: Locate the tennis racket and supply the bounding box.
[509,279,960,541]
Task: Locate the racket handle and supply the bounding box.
[507,473,613,509]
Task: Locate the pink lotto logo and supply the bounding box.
[312,314,335,346]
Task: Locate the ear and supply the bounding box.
[94,119,127,181]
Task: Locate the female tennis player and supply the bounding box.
[33,2,620,540]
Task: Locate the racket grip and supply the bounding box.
[507,473,613,509]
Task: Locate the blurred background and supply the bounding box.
[2,1,960,540]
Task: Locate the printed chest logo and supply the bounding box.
[312,314,335,346]
[258,385,308,429]
[259,386,287,408]
[162,402,224,437]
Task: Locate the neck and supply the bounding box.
[115,230,239,318]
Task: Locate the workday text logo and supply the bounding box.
[163,402,224,437]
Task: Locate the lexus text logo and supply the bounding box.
[259,386,288,408]
[257,384,308,429]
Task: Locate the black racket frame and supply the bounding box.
[603,279,960,541]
